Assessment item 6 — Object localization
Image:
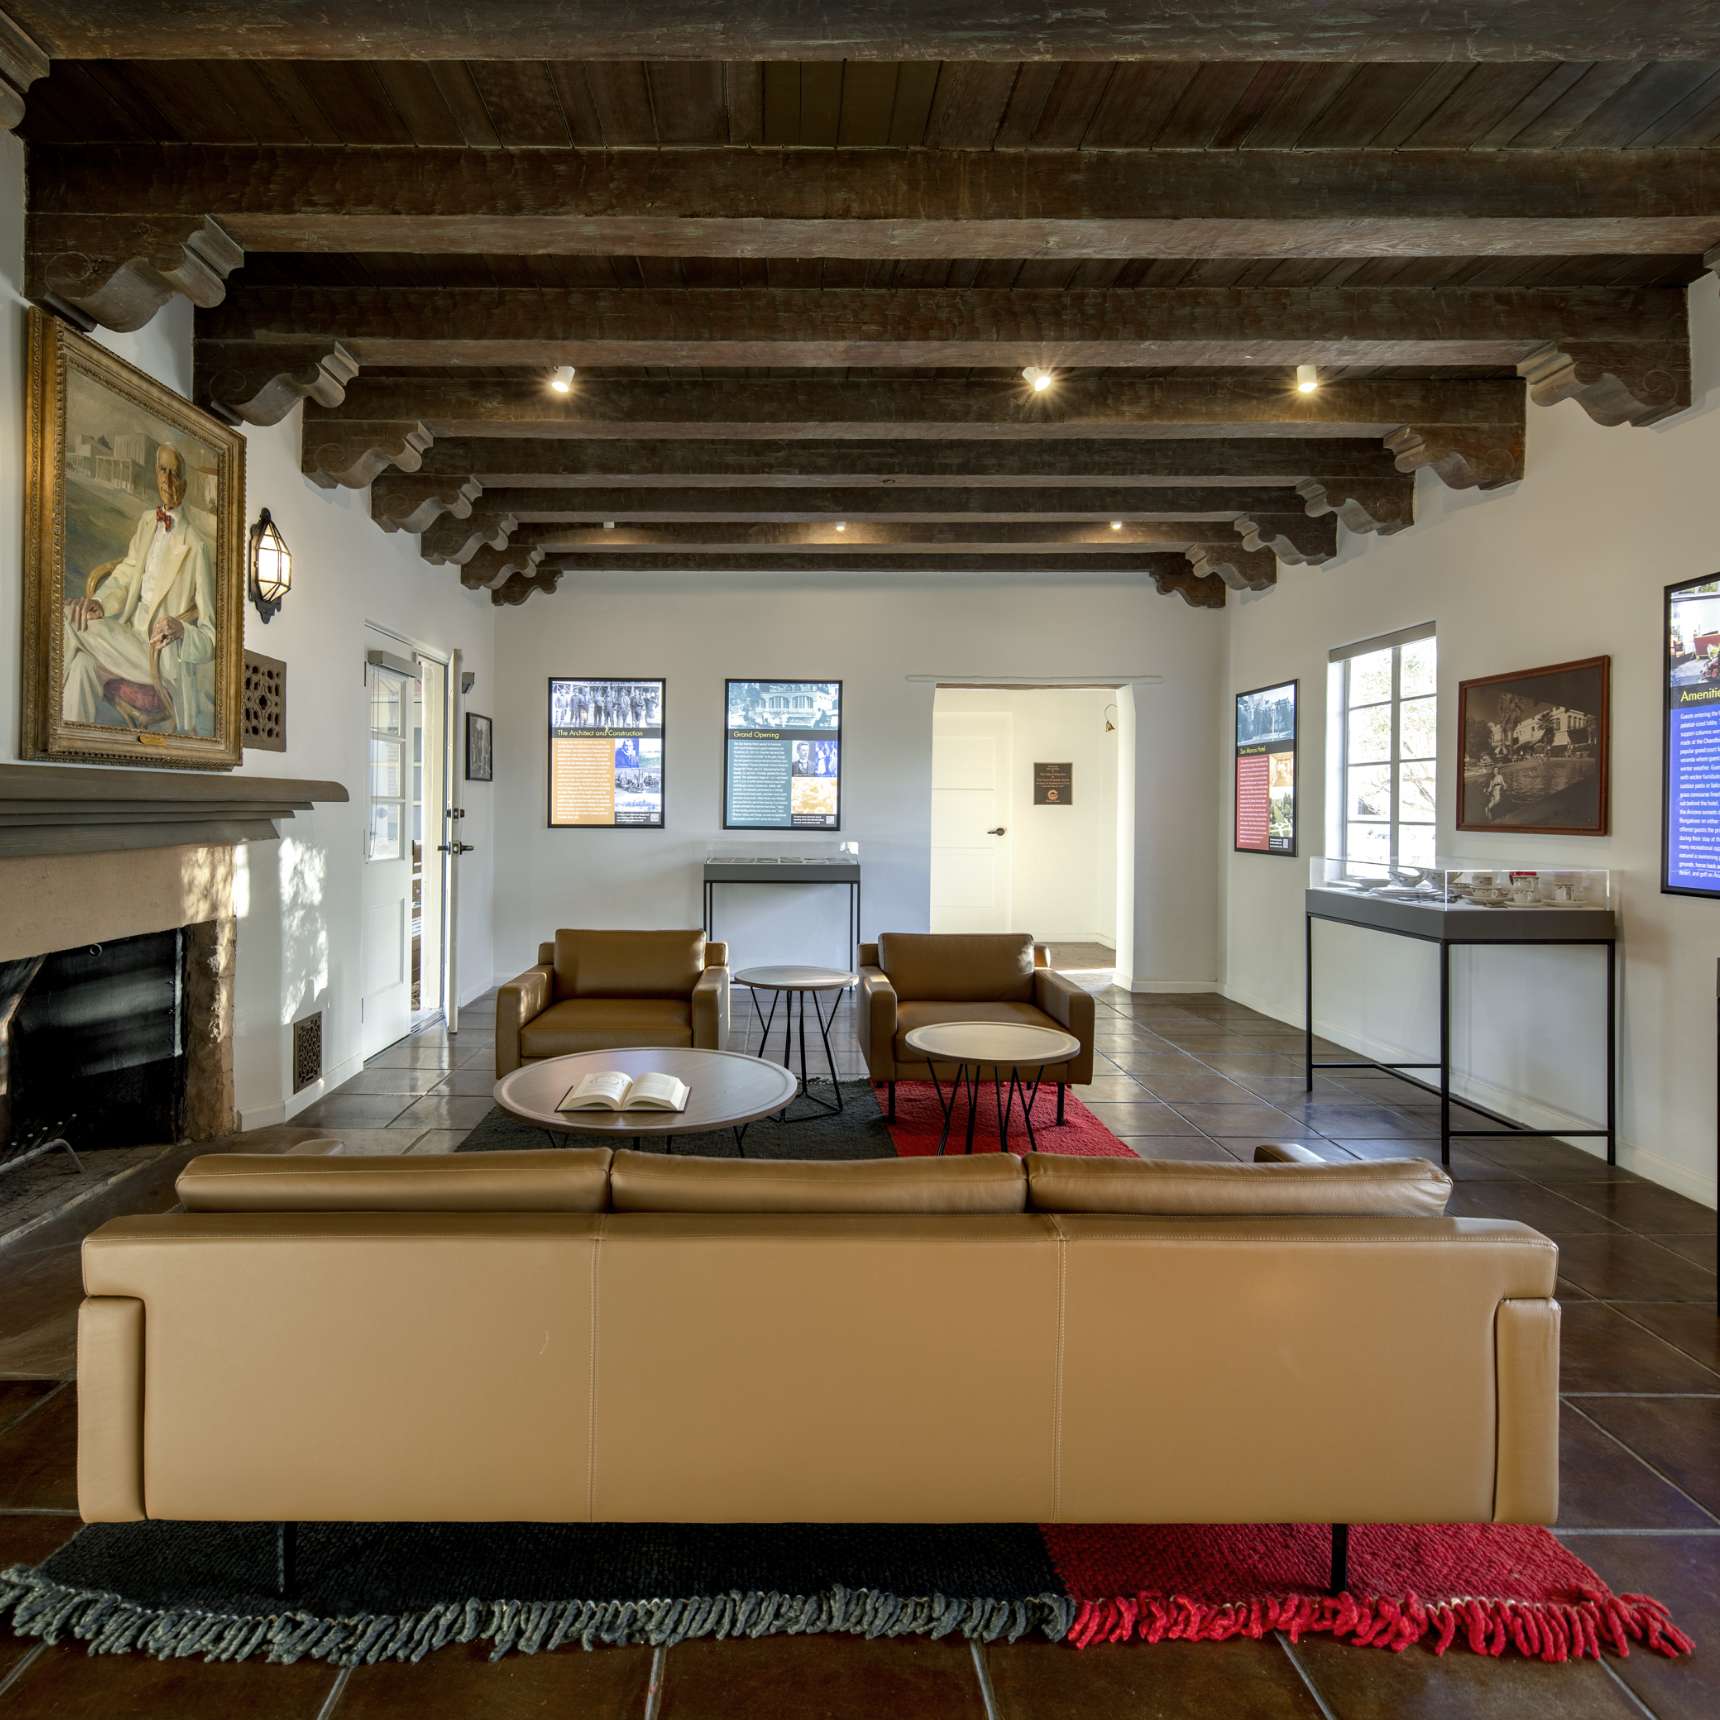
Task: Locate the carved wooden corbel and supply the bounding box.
[1233,511,1337,566]
[420,512,520,566]
[1382,426,1524,491]
[1151,569,1226,609]
[0,10,47,134]
[371,475,486,534]
[26,214,242,332]
[1296,477,1415,536]
[1185,543,1276,592]
[194,340,358,426]
[301,420,434,489]
[1517,339,1690,428]
[459,545,543,592]
[491,569,564,607]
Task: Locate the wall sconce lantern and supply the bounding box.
[248,506,292,624]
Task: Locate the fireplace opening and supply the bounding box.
[1,928,188,1158]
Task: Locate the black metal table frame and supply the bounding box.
[702,874,861,975]
[743,981,848,1123]
[1305,909,1617,1167]
[540,1126,753,1154]
[926,1058,1054,1155]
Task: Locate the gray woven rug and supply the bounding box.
[457,1079,895,1160]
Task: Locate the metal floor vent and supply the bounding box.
[291,1012,324,1094]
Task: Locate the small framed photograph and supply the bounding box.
[465,711,493,782]
[1457,656,1609,835]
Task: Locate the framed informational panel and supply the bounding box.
[1664,574,1720,895]
[724,679,842,829]
[547,677,665,828]
[1234,679,1297,855]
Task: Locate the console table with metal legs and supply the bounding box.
[734,966,856,1123]
[1305,889,1617,1168]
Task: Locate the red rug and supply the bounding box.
[1046,1523,1693,1661]
[882,1080,1137,1158]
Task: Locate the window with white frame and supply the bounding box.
[1329,625,1437,870]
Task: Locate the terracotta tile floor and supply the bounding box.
[0,987,1712,1716]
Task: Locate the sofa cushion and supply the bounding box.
[893,999,1064,1062]
[1025,1153,1452,1218]
[609,1149,1027,1214]
[520,998,693,1058]
[175,1150,613,1213]
[878,932,1035,1003]
[553,929,706,1000]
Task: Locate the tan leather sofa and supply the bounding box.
[496,929,729,1075]
[857,933,1096,1121]
[77,1145,1559,1531]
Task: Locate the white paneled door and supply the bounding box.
[931,708,1013,933]
[360,637,417,1059]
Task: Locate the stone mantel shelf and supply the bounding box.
[0,762,349,858]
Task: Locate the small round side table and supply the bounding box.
[902,1021,1082,1154]
[733,965,857,1121]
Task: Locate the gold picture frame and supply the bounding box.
[22,307,246,770]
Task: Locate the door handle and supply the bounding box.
[438,842,477,855]
[987,827,1007,836]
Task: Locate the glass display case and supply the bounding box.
[705,840,860,866]
[1308,855,1611,910]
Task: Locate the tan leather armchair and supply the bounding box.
[496,930,729,1075]
[856,932,1096,1123]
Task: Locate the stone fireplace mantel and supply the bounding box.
[0,762,348,859]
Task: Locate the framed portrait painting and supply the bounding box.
[465,712,494,782]
[1457,656,1610,836]
[22,308,246,770]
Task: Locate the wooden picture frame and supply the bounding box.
[22,308,246,770]
[465,711,494,782]
[1456,655,1610,836]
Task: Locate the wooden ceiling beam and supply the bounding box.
[30,147,1720,287]
[0,9,47,133]
[18,1,1720,61]
[303,375,1524,491]
[533,550,1209,579]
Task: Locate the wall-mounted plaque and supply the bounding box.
[1033,761,1072,805]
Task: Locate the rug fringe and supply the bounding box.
[1066,1584,1694,1661]
[0,1565,1077,1667]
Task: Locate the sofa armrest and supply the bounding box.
[537,941,555,965]
[78,1297,146,1522]
[705,941,729,969]
[858,965,898,1079]
[1033,968,1094,1084]
[1255,1142,1325,1165]
[692,963,730,1049]
[1495,1297,1561,1523]
[496,962,554,1075]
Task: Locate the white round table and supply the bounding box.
[733,965,857,1122]
[493,1046,798,1154]
[901,1021,1082,1155]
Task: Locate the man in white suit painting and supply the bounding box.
[61,442,219,737]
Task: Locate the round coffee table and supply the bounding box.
[734,965,857,1122]
[493,1047,798,1155]
[901,1021,1082,1155]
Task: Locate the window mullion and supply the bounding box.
[1389,644,1402,860]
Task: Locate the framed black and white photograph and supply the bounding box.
[465,711,493,783]
[1457,657,1609,836]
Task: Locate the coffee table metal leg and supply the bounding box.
[928,1058,954,1154]
[1019,1067,1041,1153]
[813,988,845,1113]
[964,1063,979,1154]
[733,1125,748,1158]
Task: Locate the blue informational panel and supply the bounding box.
[1664,574,1720,895]
[723,679,842,829]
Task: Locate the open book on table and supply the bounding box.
[557,1070,690,1113]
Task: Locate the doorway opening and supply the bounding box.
[930,685,1128,981]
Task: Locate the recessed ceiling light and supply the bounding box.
[602,520,616,529]
[835,520,848,532]
[1109,520,1123,531]
[1295,363,1319,395]
[1022,365,1054,394]
[550,364,576,394]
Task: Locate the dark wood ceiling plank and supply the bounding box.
[991,60,1059,147]
[761,60,800,143]
[838,61,898,145]
[640,61,726,144]
[41,144,1720,259]
[1083,63,1199,147]
[1565,61,1720,146]
[922,61,1021,148]
[1154,62,1267,149]
[287,61,411,145]
[723,62,763,144]
[20,4,1720,61]
[1402,63,1564,147]
[120,59,248,142]
[532,551,1203,577]
[371,62,464,146]
[1474,61,1597,146]
[428,62,500,147]
[886,60,939,144]
[1230,62,1356,147]
[798,60,843,147]
[1625,66,1720,145]
[545,63,603,145]
[467,62,573,147]
[1506,62,1643,145]
[1368,64,1473,147]
[583,61,657,144]
[14,60,138,142]
[1292,64,1432,147]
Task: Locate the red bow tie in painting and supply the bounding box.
[155,508,174,530]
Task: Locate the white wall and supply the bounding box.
[0,132,497,1128]
[1222,277,1720,1207]
[490,571,1220,988]
[933,686,1120,945]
